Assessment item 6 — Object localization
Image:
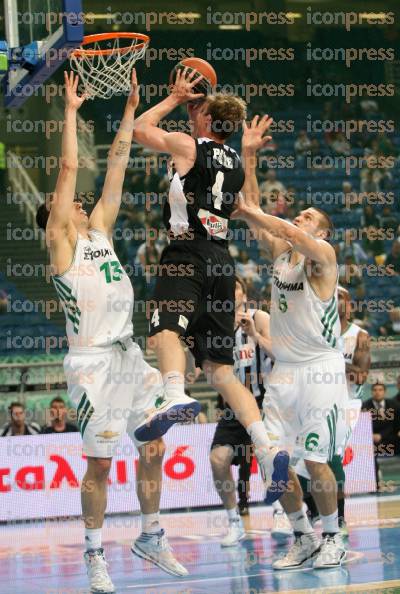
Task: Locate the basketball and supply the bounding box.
[169,57,217,96]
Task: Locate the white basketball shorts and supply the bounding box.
[64,338,163,457]
[262,355,348,464]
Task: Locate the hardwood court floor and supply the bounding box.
[1,494,399,593]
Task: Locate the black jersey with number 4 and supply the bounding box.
[164,137,244,248]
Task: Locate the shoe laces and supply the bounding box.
[321,534,340,554]
[87,550,109,580]
[156,531,172,554]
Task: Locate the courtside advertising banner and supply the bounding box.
[0,415,376,521]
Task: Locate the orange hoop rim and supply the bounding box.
[72,32,150,58]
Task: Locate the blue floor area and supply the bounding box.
[1,497,399,593]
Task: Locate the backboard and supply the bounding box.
[2,0,83,107]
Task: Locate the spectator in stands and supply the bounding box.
[294,130,311,160]
[379,206,399,232]
[362,204,380,227]
[376,132,398,157]
[360,168,380,194]
[351,120,371,149]
[235,250,261,286]
[339,254,365,299]
[309,137,320,157]
[338,229,368,264]
[362,383,400,482]
[259,170,286,206]
[0,402,41,436]
[0,289,8,314]
[41,396,78,433]
[0,140,6,196]
[379,308,400,337]
[342,181,361,213]
[394,376,400,404]
[135,225,166,297]
[331,132,351,156]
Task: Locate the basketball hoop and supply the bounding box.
[70,32,150,99]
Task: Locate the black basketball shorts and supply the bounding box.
[148,240,235,368]
[211,410,253,466]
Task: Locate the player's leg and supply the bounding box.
[299,358,348,569]
[199,259,289,499]
[261,367,320,570]
[81,456,115,592]
[64,348,129,593]
[273,467,320,569]
[132,438,188,576]
[136,247,205,441]
[237,454,251,515]
[210,417,249,546]
[127,350,188,575]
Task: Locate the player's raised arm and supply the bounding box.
[45,72,87,275]
[89,69,139,239]
[132,68,201,161]
[239,115,289,261]
[233,199,335,267]
[46,72,86,237]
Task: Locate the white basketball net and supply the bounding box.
[70,36,148,99]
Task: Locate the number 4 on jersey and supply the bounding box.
[211,171,224,210]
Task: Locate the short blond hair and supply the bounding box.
[205,94,247,140]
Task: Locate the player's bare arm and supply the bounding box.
[132,68,203,175]
[238,116,290,261]
[346,329,371,386]
[240,309,274,360]
[233,200,337,297]
[46,72,87,276]
[89,69,139,240]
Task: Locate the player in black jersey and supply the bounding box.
[210,275,273,546]
[132,68,289,500]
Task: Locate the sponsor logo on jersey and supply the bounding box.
[84,247,113,260]
[95,431,120,439]
[273,275,304,291]
[198,208,228,239]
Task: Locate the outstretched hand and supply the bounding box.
[170,66,205,104]
[64,71,87,110]
[127,68,140,111]
[242,115,273,153]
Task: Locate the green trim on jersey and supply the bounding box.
[77,392,94,437]
[321,296,338,348]
[326,403,338,461]
[53,276,81,334]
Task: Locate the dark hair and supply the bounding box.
[36,203,50,231]
[372,382,386,390]
[8,401,25,415]
[235,274,247,295]
[50,396,66,406]
[311,207,334,241]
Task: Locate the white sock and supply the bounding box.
[142,512,161,534]
[162,371,185,400]
[247,421,271,455]
[321,509,339,534]
[85,528,102,551]
[287,508,313,535]
[272,500,283,512]
[227,507,240,522]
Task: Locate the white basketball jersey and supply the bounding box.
[270,250,341,363]
[338,322,364,399]
[233,309,272,399]
[52,229,133,347]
